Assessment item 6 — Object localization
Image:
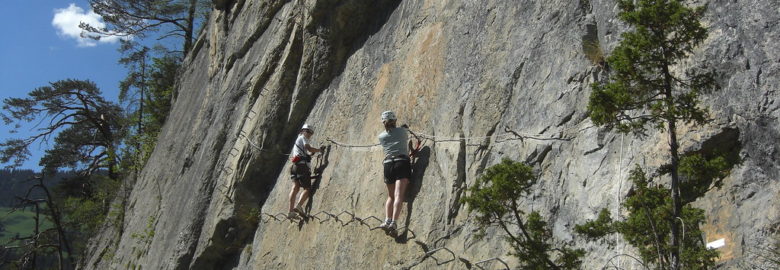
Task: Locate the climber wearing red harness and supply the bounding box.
[288,124,323,219]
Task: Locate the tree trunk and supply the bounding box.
[38,177,73,269]
[32,203,40,270]
[663,62,682,270]
[510,200,559,269]
[643,202,669,269]
[137,51,146,176]
[139,54,145,137]
[668,119,682,270]
[184,0,197,53]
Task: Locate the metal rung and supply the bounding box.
[474,257,510,270]
[424,247,456,265]
[257,210,511,269]
[300,211,335,224]
[357,215,382,227]
[263,213,280,221]
[334,211,355,221]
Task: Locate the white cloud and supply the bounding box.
[52,3,124,47]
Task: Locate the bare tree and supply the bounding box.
[1,176,72,269]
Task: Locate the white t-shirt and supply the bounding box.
[292,135,310,158]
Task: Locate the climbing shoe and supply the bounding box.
[287,211,298,219]
[293,205,305,217]
[387,221,397,231]
[378,219,392,229]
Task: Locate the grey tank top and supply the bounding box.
[378,127,409,157]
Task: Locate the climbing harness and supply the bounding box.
[291,142,312,163]
[407,128,424,160]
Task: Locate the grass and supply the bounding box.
[0,206,54,244]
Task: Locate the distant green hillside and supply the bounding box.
[0,206,54,244]
[0,169,69,207]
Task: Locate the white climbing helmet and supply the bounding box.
[381,111,397,122]
[301,123,314,133]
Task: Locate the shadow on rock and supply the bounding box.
[398,146,431,243]
[297,145,332,231]
[305,145,332,213]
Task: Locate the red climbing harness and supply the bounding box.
[407,129,423,159]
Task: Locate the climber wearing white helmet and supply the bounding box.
[377,111,412,232]
[288,123,323,219]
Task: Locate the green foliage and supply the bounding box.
[462,158,535,226]
[130,215,157,260]
[581,23,604,65]
[60,175,120,234]
[0,79,129,266]
[118,46,179,173]
[144,56,177,128]
[586,1,718,268]
[83,0,211,53]
[0,169,69,207]
[587,0,716,136]
[131,216,157,243]
[0,204,62,268]
[461,158,585,269]
[0,79,124,178]
[0,38,177,270]
[576,165,719,269]
[574,208,615,240]
[678,154,730,203]
[238,206,261,228]
[0,207,54,244]
[100,246,116,265]
[582,40,605,66]
[54,174,120,264]
[107,201,126,231]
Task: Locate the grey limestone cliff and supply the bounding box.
[82,0,780,269]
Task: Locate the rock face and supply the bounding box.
[81,0,780,269]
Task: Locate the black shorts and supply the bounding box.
[290,162,312,189]
[383,159,411,184]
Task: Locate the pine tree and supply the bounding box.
[81,0,210,54]
[461,159,585,269]
[117,41,179,171]
[0,79,124,180]
[587,1,717,269]
[576,165,722,269]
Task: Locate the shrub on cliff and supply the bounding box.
[461,158,585,269]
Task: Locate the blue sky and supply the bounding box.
[0,1,129,170]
